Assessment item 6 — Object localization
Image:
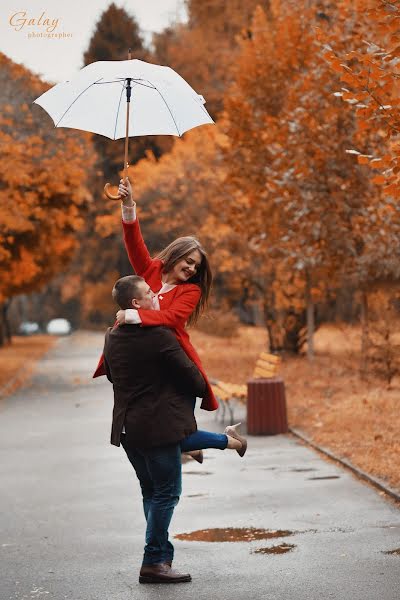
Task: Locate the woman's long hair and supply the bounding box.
[156,236,212,326]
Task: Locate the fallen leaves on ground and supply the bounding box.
[0,335,55,398]
[191,323,400,493]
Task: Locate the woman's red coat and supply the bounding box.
[93,218,219,412]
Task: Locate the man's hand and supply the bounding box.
[118,178,135,207]
[116,310,126,325]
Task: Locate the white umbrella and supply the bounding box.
[33,51,214,199]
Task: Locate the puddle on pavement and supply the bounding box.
[383,548,400,556]
[290,468,317,472]
[241,466,278,472]
[175,527,295,542]
[183,471,213,476]
[252,543,296,555]
[186,493,209,498]
[308,475,340,480]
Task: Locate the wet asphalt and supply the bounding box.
[0,331,399,600]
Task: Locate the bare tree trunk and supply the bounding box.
[0,305,4,348]
[0,301,11,347]
[4,301,11,343]
[360,289,369,379]
[305,270,314,361]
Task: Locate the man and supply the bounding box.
[103,274,206,584]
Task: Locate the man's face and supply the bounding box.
[132,281,155,310]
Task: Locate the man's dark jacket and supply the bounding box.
[103,324,207,448]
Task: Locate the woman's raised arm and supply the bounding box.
[119,178,154,276]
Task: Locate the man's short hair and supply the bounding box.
[112,275,145,309]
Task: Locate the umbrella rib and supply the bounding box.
[149,84,181,137]
[113,83,126,140]
[132,80,157,90]
[55,78,104,127]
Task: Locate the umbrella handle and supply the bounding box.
[103,183,121,200]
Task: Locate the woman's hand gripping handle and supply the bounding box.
[104,177,135,204]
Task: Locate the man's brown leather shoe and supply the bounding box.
[139,562,191,584]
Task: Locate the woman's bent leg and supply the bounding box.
[180,430,228,452]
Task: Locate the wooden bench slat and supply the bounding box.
[212,381,247,400]
[213,352,282,414]
[255,359,279,372]
[254,366,277,378]
[259,352,281,364]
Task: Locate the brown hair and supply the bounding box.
[156,236,212,326]
[112,275,145,309]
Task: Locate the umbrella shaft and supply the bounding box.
[126,78,132,102]
[124,78,131,179]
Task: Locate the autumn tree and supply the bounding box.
[83,2,145,64]
[153,0,262,118]
[218,2,387,355]
[0,53,96,345]
[322,0,400,375]
[322,0,400,197]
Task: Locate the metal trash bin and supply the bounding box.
[246,377,288,435]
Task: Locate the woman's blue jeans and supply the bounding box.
[121,434,181,565]
[180,398,228,452]
[180,429,228,451]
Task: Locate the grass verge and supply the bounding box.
[0,335,56,398]
[191,324,400,492]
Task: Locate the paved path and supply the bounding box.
[0,332,399,600]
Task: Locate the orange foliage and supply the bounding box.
[191,323,400,490]
[0,53,96,306]
[322,0,400,197]
[220,1,400,301]
[153,0,261,117]
[0,335,55,396]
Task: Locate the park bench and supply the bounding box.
[211,352,282,423]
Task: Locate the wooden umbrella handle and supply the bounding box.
[103,182,121,200]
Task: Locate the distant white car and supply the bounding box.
[19,321,40,336]
[46,318,72,336]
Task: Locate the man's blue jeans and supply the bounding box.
[121,434,181,565]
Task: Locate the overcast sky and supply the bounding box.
[1,0,186,84]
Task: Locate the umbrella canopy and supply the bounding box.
[33,58,214,139]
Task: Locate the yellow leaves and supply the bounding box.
[357,155,373,165]
[340,73,356,85]
[342,91,358,102]
[95,214,119,238]
[80,273,119,318]
[369,158,384,168]
[323,1,400,197]
[357,119,371,131]
[330,61,346,74]
[383,183,400,197]
[371,175,386,185]
[0,57,96,304]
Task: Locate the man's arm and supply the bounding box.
[158,329,206,398]
[103,330,113,383]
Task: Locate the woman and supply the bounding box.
[94,178,247,458]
